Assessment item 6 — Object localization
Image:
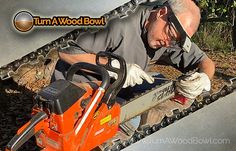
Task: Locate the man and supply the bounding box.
[53,0,215,127]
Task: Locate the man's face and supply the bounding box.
[145,10,181,49]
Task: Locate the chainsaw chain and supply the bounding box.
[104,78,236,151]
[0,0,147,80]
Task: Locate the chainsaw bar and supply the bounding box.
[101,77,236,151]
[0,0,147,80]
[119,80,174,123]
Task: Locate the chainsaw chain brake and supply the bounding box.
[100,78,236,151]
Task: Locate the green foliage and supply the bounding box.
[192,0,236,52]
[199,0,236,20]
[193,22,232,52]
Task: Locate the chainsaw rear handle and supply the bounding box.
[96,51,126,79]
[66,62,110,90]
[96,51,127,106]
[6,111,47,151]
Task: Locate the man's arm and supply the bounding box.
[57,27,114,65]
[175,55,215,100]
[57,28,112,65]
[58,17,126,66]
[158,43,216,99]
[59,52,97,65]
[198,56,215,79]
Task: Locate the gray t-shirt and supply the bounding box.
[59,5,207,73]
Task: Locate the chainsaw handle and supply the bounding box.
[96,51,126,76]
[66,62,110,90]
[96,51,127,106]
[6,111,47,151]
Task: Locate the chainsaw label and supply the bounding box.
[43,87,59,95]
[152,84,174,102]
[47,137,60,149]
[108,118,117,126]
[100,114,112,125]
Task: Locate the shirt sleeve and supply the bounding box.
[58,19,124,54]
[156,42,207,73]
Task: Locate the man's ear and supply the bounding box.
[156,6,168,18]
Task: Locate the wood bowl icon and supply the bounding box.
[14,11,33,32]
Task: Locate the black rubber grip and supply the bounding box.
[96,51,127,106]
[66,62,110,90]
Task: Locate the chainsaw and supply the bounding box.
[5,51,174,151]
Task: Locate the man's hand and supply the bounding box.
[176,72,211,99]
[108,60,154,88]
[124,64,154,88]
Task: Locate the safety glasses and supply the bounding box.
[167,13,192,52]
[165,18,181,48]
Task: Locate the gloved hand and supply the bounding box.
[108,60,154,88]
[175,72,211,99]
[124,64,154,88]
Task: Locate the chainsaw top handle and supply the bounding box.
[66,62,110,90]
[96,51,127,107]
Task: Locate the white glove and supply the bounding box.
[124,64,154,88]
[176,72,211,99]
[108,60,154,88]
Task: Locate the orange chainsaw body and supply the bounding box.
[6,52,125,151]
[9,81,120,151]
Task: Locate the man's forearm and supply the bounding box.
[198,56,215,79]
[59,52,97,65]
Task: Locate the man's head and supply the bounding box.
[145,0,201,50]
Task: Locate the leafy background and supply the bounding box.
[193,0,236,52]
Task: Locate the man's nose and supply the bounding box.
[159,40,166,47]
[163,39,171,47]
[162,34,171,47]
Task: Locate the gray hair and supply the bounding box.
[167,0,196,15]
[167,0,188,14]
[146,0,199,15]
